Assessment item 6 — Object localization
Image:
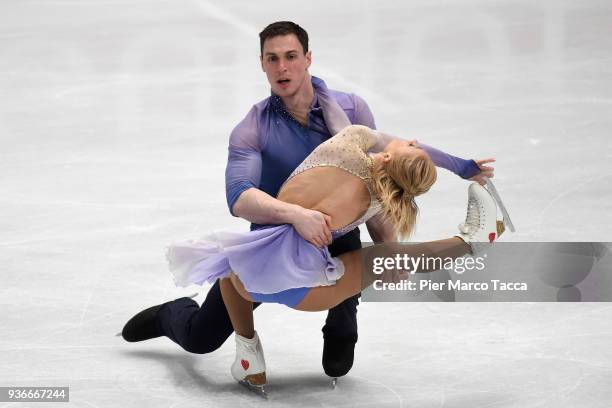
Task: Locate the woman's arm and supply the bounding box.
[369,129,484,180]
[337,125,489,180]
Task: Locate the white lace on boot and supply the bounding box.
[455,183,502,255]
[231,331,267,388]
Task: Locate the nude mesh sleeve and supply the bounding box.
[371,130,481,179]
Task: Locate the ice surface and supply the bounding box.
[1,0,611,406]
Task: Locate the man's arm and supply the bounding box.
[233,188,332,248]
[232,188,299,225]
[352,93,377,129]
[365,211,397,243]
[225,108,332,247]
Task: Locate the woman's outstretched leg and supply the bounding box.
[294,237,470,311]
[295,182,501,311]
[227,183,499,314]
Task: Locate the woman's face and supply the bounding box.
[384,139,426,161]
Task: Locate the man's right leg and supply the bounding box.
[121,280,261,354]
[322,229,362,379]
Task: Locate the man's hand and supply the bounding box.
[469,158,495,186]
[232,189,333,248]
[292,207,333,248]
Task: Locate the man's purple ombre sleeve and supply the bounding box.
[225,109,263,216]
[352,94,376,129]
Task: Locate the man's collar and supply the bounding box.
[270,77,321,112]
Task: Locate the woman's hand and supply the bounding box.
[291,207,333,248]
[469,158,495,186]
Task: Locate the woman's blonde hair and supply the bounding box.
[371,153,437,239]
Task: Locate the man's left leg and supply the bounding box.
[323,228,361,379]
[322,294,359,378]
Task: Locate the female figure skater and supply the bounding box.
[167,124,503,392]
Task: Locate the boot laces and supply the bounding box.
[459,197,480,235]
[238,341,257,355]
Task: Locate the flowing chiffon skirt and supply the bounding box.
[166,224,345,295]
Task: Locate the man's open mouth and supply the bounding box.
[277,79,290,84]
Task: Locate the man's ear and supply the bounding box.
[260,55,265,72]
[305,50,312,70]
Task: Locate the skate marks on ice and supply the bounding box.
[117,350,397,407]
[535,174,612,240]
[117,349,245,405]
[227,373,511,407]
[228,374,405,407]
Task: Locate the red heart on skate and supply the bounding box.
[241,359,249,370]
[489,232,496,243]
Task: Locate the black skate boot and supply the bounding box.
[322,294,359,388]
[323,334,357,388]
[119,293,198,342]
[121,304,166,342]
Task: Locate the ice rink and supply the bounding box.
[2,0,612,406]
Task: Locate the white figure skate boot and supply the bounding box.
[456,182,505,255]
[231,331,267,398]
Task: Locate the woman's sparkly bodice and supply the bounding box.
[280,125,383,238]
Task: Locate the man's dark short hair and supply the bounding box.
[259,21,309,55]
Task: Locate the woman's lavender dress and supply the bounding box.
[167,225,345,294]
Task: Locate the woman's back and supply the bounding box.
[277,166,371,231]
[276,125,382,235]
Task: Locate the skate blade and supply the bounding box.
[485,179,516,233]
[330,377,338,389]
[238,380,268,399]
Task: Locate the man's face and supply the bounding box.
[261,34,311,97]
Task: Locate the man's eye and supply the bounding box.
[288,54,295,59]
[268,56,277,62]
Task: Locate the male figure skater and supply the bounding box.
[122,21,393,381]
